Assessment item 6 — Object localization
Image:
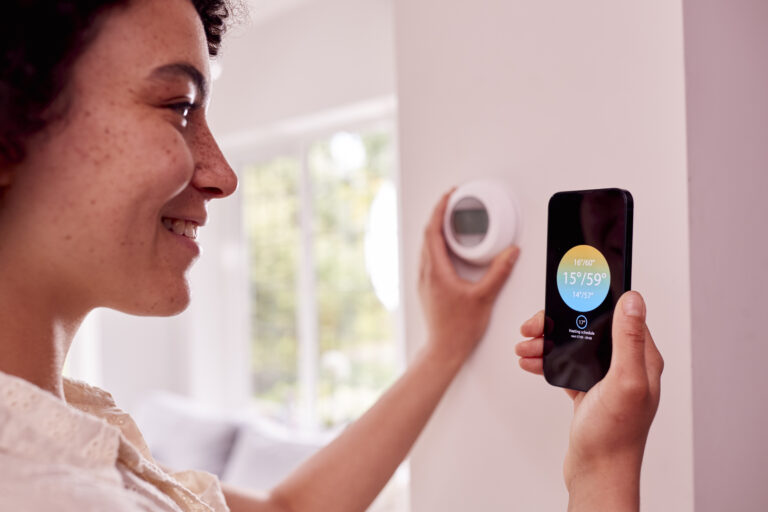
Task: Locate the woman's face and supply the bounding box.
[0,0,237,316]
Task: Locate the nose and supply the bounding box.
[190,123,238,199]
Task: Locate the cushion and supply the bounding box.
[133,391,239,477]
[220,423,322,490]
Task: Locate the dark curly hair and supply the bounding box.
[0,0,233,164]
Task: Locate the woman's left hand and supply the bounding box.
[418,189,520,369]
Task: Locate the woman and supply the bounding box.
[0,0,662,510]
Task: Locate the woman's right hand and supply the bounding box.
[515,291,664,511]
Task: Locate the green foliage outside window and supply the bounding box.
[243,157,301,420]
[243,131,399,428]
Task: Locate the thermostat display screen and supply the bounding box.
[443,183,519,264]
[452,209,489,235]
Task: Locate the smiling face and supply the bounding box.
[0,0,237,316]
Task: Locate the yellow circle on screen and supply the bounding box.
[556,244,611,312]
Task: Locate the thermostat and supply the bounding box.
[443,180,520,266]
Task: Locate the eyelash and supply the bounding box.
[167,101,195,119]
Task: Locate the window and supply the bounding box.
[242,128,401,430]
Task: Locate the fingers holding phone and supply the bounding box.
[515,310,545,376]
[516,309,583,400]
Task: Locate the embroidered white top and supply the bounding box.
[0,370,230,512]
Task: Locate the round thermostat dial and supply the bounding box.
[443,180,520,266]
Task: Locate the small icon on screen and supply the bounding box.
[576,315,588,330]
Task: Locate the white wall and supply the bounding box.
[684,1,768,510]
[393,1,693,510]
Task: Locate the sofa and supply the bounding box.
[132,391,408,511]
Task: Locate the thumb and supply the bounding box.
[608,291,648,385]
[475,246,520,300]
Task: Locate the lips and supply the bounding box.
[161,217,198,239]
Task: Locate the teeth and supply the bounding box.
[172,219,185,235]
[162,217,198,240]
[184,223,198,239]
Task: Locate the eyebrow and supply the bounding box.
[149,62,208,102]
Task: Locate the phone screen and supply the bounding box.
[543,188,633,391]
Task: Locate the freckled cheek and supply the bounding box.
[74,107,194,195]
[143,131,195,196]
[27,110,192,263]
[167,139,196,186]
[122,126,195,203]
[65,130,191,244]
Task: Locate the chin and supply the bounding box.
[111,282,192,317]
[150,293,191,317]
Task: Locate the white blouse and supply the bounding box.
[0,370,230,512]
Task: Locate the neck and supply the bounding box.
[0,273,88,400]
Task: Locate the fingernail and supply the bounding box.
[622,292,645,318]
[508,246,520,264]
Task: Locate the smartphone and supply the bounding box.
[543,188,633,392]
